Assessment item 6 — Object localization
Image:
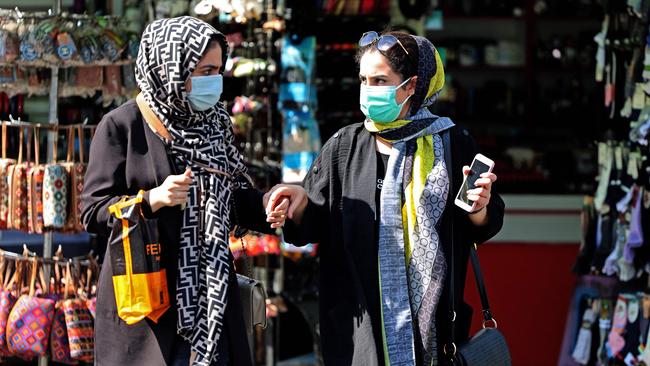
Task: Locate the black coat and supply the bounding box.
[81,100,269,366]
[283,123,505,366]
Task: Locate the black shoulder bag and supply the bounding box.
[444,130,511,366]
[232,206,268,363]
[447,243,511,366]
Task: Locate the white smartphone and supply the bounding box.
[454,153,495,212]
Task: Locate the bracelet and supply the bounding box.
[469,206,485,215]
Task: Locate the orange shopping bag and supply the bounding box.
[107,190,170,325]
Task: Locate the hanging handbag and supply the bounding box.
[447,244,511,366]
[0,122,16,229]
[62,260,94,362]
[0,254,17,356]
[50,261,77,365]
[62,127,86,233]
[107,190,170,325]
[6,258,56,360]
[43,129,70,229]
[7,127,29,231]
[27,128,45,234]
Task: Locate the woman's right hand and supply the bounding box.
[148,169,193,213]
[263,184,308,225]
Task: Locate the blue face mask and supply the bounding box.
[187,74,223,111]
[359,77,412,123]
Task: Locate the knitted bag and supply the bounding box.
[7,127,29,231]
[0,256,17,357]
[63,298,94,362]
[27,129,44,234]
[62,127,86,233]
[0,122,16,229]
[43,130,69,229]
[6,259,55,360]
[50,262,77,365]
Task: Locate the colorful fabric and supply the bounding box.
[27,165,45,234]
[0,290,16,356]
[43,164,69,229]
[8,164,29,231]
[63,299,94,362]
[62,163,86,233]
[86,297,96,319]
[0,159,15,229]
[368,36,453,366]
[50,305,77,365]
[135,17,249,365]
[6,295,55,360]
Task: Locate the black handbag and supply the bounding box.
[447,242,512,366]
[233,219,268,362]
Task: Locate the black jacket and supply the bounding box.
[283,122,505,366]
[81,100,269,366]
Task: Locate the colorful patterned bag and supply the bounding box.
[43,130,69,229]
[50,262,78,365]
[0,122,16,229]
[27,129,44,234]
[6,259,55,360]
[63,127,86,233]
[7,127,29,231]
[63,298,94,362]
[0,255,18,357]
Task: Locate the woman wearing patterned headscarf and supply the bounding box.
[82,17,286,366]
[265,31,506,365]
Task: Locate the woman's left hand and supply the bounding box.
[463,166,498,213]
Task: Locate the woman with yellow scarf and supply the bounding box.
[266,31,505,366]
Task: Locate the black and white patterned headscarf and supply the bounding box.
[135,16,248,365]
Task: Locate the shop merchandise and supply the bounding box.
[0,249,98,364]
[0,122,94,235]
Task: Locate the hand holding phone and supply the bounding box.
[454,154,495,212]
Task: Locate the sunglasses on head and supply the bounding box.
[359,31,409,56]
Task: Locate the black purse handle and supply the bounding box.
[444,130,497,359]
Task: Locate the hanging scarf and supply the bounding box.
[135,17,248,365]
[369,36,453,366]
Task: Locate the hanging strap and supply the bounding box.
[17,127,23,164]
[78,126,85,163]
[34,128,40,166]
[52,127,59,162]
[2,121,7,159]
[26,127,32,164]
[28,258,38,297]
[66,127,74,163]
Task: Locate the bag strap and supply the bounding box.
[17,127,23,164]
[3,258,14,289]
[78,126,85,163]
[0,252,6,287]
[66,127,74,163]
[28,258,38,297]
[136,92,172,141]
[1,121,7,159]
[26,127,32,164]
[34,127,40,166]
[52,127,59,162]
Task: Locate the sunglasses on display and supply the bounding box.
[359,31,409,56]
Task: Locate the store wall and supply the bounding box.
[464,195,582,366]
